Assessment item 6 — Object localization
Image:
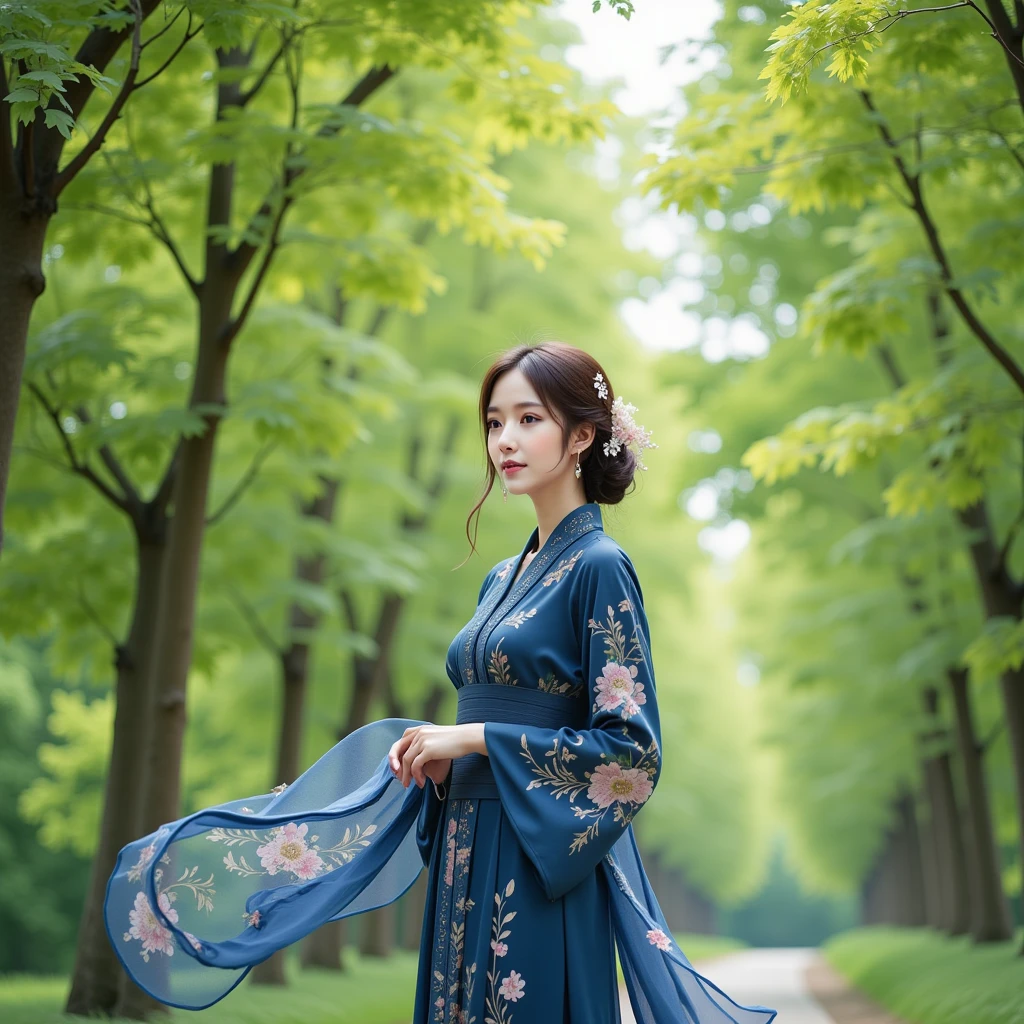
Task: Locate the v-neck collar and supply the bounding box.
[510,502,603,591]
[459,502,604,687]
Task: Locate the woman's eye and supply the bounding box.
[486,419,500,430]
[523,415,539,424]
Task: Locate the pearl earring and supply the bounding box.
[574,451,582,480]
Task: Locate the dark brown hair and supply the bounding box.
[463,341,637,558]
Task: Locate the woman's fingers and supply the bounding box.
[400,736,421,788]
[391,730,420,778]
[410,750,430,788]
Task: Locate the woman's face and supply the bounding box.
[486,368,577,498]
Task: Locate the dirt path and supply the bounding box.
[618,947,909,1024]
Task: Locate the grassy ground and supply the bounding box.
[824,926,1024,1024]
[0,932,744,1023]
[0,951,420,1024]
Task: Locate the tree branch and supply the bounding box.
[860,90,1024,397]
[135,12,203,90]
[339,587,360,635]
[979,0,1023,61]
[53,0,144,198]
[219,49,301,346]
[238,32,293,107]
[152,438,181,514]
[141,5,185,50]
[728,101,1019,177]
[77,579,121,649]
[230,63,397,279]
[73,403,142,510]
[0,59,15,193]
[980,719,1004,754]
[227,584,284,656]
[206,442,278,526]
[25,382,132,513]
[136,169,200,295]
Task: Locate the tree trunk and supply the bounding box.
[921,687,971,935]
[878,792,927,926]
[401,874,428,951]
[251,490,339,987]
[65,538,166,1016]
[947,667,1013,941]
[916,789,945,929]
[301,598,404,967]
[981,1,1024,118]
[359,903,396,958]
[0,195,47,552]
[301,920,347,970]
[118,317,234,1021]
[957,500,1024,952]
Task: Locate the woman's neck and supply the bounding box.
[529,489,587,552]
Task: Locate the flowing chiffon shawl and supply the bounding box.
[104,717,776,1022]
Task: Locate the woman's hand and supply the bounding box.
[387,724,487,789]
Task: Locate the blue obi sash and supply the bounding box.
[450,687,587,799]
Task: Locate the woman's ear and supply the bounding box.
[575,421,597,453]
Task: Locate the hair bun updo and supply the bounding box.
[490,341,640,506]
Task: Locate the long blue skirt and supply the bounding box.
[413,795,620,1024]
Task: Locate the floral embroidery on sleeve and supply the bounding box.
[587,603,646,721]
[514,592,659,854]
[496,560,515,581]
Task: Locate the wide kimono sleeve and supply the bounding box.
[484,543,661,901]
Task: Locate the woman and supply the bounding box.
[104,342,777,1024]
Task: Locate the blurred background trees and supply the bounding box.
[2,0,1022,1020]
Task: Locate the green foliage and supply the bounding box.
[636,0,1024,896]
[825,926,1024,1024]
[19,690,113,857]
[0,641,92,974]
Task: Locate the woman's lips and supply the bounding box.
[503,463,525,474]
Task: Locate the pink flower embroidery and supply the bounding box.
[434,996,445,1009]
[444,836,456,887]
[594,662,646,719]
[126,842,156,883]
[243,909,262,929]
[646,928,672,951]
[587,762,654,809]
[498,970,526,1002]
[456,846,471,865]
[448,817,458,837]
[183,930,202,952]
[490,939,508,957]
[255,822,324,879]
[125,891,177,961]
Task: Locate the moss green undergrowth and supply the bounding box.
[0,950,419,1024]
[824,925,1024,1024]
[1,931,747,1024]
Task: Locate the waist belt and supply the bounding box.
[449,685,588,800]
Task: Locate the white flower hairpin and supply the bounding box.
[593,373,658,471]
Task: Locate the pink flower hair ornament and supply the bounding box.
[594,374,658,470]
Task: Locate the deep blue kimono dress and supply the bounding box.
[103,503,776,1024]
[413,501,659,1024]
